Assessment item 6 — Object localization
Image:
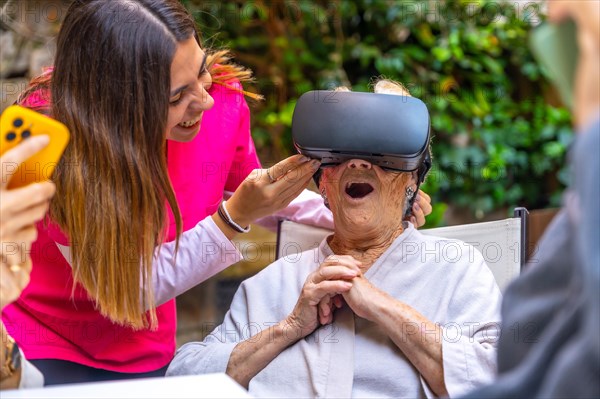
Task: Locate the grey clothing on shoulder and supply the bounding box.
[462,117,600,398]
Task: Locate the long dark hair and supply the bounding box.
[49,0,197,329]
[16,0,262,329]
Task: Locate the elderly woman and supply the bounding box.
[168,81,502,398]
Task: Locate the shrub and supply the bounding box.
[184,0,573,225]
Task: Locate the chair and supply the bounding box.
[276,208,528,292]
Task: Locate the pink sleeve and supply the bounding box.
[224,96,261,192]
[255,189,334,232]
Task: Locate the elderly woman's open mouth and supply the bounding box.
[345,181,375,200]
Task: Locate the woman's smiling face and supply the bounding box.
[166,37,214,142]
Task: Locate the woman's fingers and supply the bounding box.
[289,278,350,339]
[317,294,345,325]
[1,226,37,266]
[0,184,52,268]
[314,257,360,326]
[0,181,55,215]
[411,203,425,228]
[332,294,344,309]
[276,169,317,206]
[2,198,51,234]
[307,280,353,303]
[225,156,319,226]
[321,255,362,272]
[312,255,362,325]
[319,296,331,316]
[266,154,313,182]
[408,190,432,228]
[1,135,50,188]
[10,257,31,289]
[303,266,355,303]
[318,296,333,325]
[4,225,37,247]
[312,265,358,284]
[292,258,359,337]
[0,258,32,310]
[417,190,432,213]
[0,183,53,263]
[269,159,320,198]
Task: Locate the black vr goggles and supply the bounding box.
[291,90,432,185]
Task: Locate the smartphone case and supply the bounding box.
[0,105,70,188]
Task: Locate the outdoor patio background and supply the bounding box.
[1,0,565,343]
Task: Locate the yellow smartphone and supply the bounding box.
[0,105,70,189]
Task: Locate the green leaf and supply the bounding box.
[432,47,452,62]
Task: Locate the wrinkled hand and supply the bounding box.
[315,255,388,323]
[342,274,390,322]
[406,190,432,228]
[316,255,362,325]
[226,155,320,227]
[286,255,358,339]
[0,136,55,270]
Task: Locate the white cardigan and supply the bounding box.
[168,223,503,398]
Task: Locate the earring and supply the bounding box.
[405,186,415,200]
[321,189,329,207]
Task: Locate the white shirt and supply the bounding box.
[18,353,44,388]
[168,223,503,398]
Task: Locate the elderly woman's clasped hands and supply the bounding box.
[289,254,392,336]
[286,255,360,336]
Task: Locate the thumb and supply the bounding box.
[1,135,50,189]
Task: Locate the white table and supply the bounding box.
[1,373,252,398]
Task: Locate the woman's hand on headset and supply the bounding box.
[214,155,320,238]
[407,190,432,228]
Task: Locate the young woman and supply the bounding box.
[2,0,315,384]
[1,0,431,385]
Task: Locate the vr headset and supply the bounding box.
[292,90,432,184]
